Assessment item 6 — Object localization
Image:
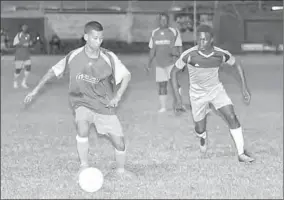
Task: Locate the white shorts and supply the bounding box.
[75,106,124,137]
[156,65,174,82]
[15,60,31,69]
[190,85,233,122]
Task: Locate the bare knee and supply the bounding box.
[110,135,125,151]
[195,119,207,134]
[76,120,90,138]
[225,114,240,129]
[195,125,206,134]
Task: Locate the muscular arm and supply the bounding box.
[33,68,56,94]
[232,61,249,90]
[171,66,182,103]
[148,47,156,67]
[116,73,131,100]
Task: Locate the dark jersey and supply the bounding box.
[52,47,130,115]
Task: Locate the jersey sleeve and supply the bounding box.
[174,29,182,47]
[175,51,190,69]
[223,50,236,66]
[109,52,131,85]
[51,57,68,78]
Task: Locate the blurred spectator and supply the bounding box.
[32,32,45,54]
[1,28,10,53]
[49,34,61,54]
[80,35,86,47]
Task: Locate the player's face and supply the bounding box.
[197,32,213,51]
[159,16,169,28]
[84,30,104,50]
[22,25,28,33]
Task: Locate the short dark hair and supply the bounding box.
[197,24,214,36]
[159,12,169,20]
[84,21,103,33]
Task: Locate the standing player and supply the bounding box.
[146,12,185,113]
[24,21,133,180]
[13,24,32,89]
[171,25,254,163]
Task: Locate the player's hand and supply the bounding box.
[106,95,121,108]
[174,100,186,115]
[242,87,251,104]
[24,90,38,105]
[144,65,151,75]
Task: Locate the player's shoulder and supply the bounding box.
[151,28,160,36]
[168,27,179,36]
[181,45,199,57]
[213,46,232,56]
[67,46,84,61]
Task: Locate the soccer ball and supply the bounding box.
[78,167,104,193]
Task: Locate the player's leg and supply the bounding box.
[93,113,135,179]
[74,107,93,173]
[158,81,168,113]
[21,60,32,88]
[94,113,126,171]
[13,61,24,89]
[191,97,211,152]
[212,88,254,162]
[156,67,169,112]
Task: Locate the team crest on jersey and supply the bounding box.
[76,73,100,84]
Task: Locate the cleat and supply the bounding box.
[238,152,255,163]
[158,108,166,113]
[21,82,29,89]
[13,81,19,89]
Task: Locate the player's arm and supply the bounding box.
[223,52,249,90]
[13,33,29,47]
[147,31,156,69]
[110,52,131,103]
[24,56,68,104]
[171,53,188,104]
[174,28,183,57]
[223,52,251,103]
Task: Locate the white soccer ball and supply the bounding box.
[78,167,104,193]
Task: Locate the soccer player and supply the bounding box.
[24,21,133,179]
[171,25,254,163]
[13,24,32,89]
[146,12,185,113]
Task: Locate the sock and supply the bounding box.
[14,73,20,83]
[196,131,207,139]
[115,148,126,173]
[159,95,167,109]
[22,70,30,84]
[76,135,89,166]
[230,127,244,155]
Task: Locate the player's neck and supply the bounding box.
[199,46,214,54]
[84,45,100,59]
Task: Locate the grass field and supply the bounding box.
[1,54,283,199]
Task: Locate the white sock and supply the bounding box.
[159,95,167,109]
[115,148,126,173]
[230,127,244,155]
[196,131,207,139]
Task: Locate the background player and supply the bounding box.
[171,25,254,163]
[24,21,133,180]
[146,12,185,113]
[13,24,32,89]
